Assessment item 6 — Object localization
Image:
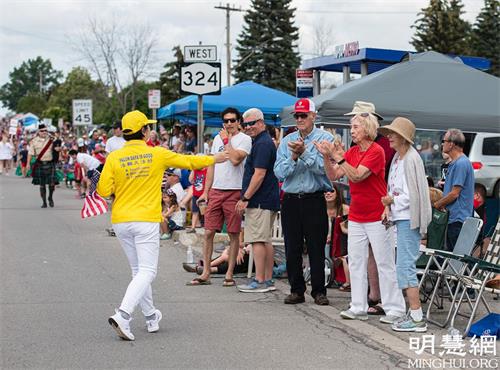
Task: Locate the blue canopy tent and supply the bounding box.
[157,81,297,126]
[21,113,39,126]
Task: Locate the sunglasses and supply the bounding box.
[39,130,47,133]
[241,119,260,128]
[441,139,452,144]
[293,113,308,120]
[223,118,238,123]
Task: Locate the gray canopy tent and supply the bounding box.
[281,51,500,133]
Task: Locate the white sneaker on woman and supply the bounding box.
[146,309,162,333]
[108,310,135,341]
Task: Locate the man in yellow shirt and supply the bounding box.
[98,110,227,341]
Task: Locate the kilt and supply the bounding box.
[32,161,59,186]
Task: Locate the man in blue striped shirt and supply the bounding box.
[274,98,334,306]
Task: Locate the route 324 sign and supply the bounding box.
[180,63,221,95]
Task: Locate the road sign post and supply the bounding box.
[148,90,161,131]
[180,57,221,153]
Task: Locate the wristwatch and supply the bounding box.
[241,196,249,202]
[337,158,346,165]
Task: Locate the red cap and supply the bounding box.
[292,98,316,113]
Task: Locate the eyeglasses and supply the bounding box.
[441,139,452,144]
[293,113,308,120]
[223,118,238,123]
[241,119,260,128]
[39,130,47,133]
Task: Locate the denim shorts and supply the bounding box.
[395,220,421,289]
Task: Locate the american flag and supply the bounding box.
[81,170,108,219]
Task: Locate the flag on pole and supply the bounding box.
[81,169,108,218]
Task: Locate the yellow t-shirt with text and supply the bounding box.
[97,140,214,224]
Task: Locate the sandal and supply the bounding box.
[367,304,385,316]
[339,283,351,292]
[186,277,211,286]
[182,263,197,273]
[223,278,236,287]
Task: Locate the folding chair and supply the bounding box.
[447,218,500,337]
[420,217,483,328]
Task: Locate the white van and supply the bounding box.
[467,133,500,198]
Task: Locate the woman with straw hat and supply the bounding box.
[379,117,432,332]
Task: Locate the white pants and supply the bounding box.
[113,222,159,317]
[348,221,406,316]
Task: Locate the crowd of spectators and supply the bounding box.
[1,97,492,337]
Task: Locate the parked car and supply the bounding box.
[466,132,500,198]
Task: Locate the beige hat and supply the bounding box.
[378,117,415,145]
[344,101,384,120]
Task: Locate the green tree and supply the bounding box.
[47,67,112,124]
[159,46,183,105]
[470,0,500,76]
[0,57,62,111]
[16,93,47,116]
[234,0,301,94]
[121,80,160,115]
[411,0,471,55]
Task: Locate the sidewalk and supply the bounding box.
[167,228,499,365]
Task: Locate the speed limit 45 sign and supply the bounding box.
[180,63,221,95]
[72,99,93,126]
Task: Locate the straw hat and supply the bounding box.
[378,117,416,145]
[344,101,384,120]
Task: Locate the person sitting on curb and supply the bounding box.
[160,189,184,240]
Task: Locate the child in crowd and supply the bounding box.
[185,166,208,233]
[325,183,350,291]
[19,141,29,177]
[160,189,185,240]
[93,144,106,165]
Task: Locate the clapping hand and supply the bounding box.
[288,137,305,160]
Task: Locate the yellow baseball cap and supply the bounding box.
[122,110,157,135]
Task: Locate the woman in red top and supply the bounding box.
[316,113,405,323]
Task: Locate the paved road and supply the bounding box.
[1,175,411,369]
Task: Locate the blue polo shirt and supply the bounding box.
[242,131,280,211]
[444,154,474,224]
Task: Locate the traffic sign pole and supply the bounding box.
[197,95,204,154]
[152,108,157,132]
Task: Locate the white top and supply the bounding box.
[105,136,125,153]
[0,142,13,160]
[76,153,101,171]
[388,157,411,221]
[210,132,252,190]
[171,208,185,226]
[170,182,186,205]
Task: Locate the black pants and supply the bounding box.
[281,193,329,298]
[446,221,463,252]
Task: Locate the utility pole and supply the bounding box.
[214,3,243,86]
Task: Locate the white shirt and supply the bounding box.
[0,142,13,160]
[76,153,101,171]
[388,157,411,221]
[105,136,125,153]
[171,208,185,226]
[210,132,252,190]
[170,182,186,205]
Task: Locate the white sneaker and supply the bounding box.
[146,309,162,333]
[108,310,135,341]
[340,309,368,321]
[380,314,404,324]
